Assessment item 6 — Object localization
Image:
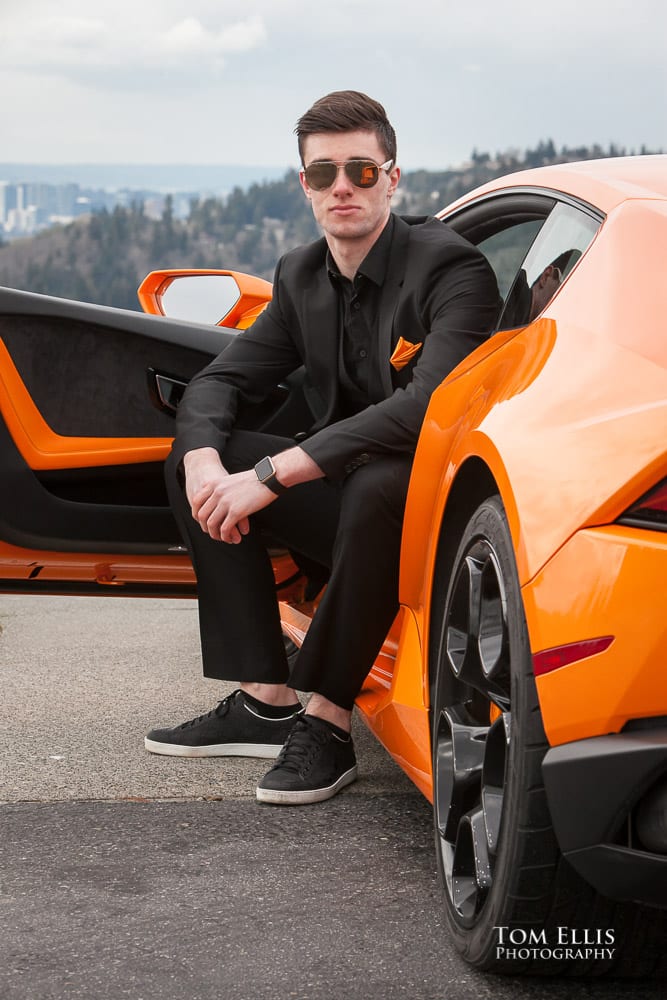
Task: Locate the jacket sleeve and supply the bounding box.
[299,242,501,481]
[170,256,303,468]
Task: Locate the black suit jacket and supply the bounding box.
[172,214,501,481]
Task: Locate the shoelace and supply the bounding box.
[177,690,238,731]
[273,718,329,774]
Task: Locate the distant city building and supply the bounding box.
[0,182,18,227]
[0,179,195,239]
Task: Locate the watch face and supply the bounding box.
[255,456,274,482]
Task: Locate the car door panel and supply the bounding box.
[0,289,223,439]
[0,286,310,593]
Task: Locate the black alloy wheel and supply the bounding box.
[432,497,524,960]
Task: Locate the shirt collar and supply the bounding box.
[327,213,395,288]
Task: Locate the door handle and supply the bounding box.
[146,368,187,416]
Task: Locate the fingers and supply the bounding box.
[193,488,222,530]
[190,487,253,544]
[216,510,247,545]
[215,514,251,545]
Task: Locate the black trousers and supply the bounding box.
[165,430,413,710]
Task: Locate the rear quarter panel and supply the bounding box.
[393,196,667,760]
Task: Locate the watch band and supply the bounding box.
[254,456,288,495]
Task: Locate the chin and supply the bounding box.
[324,217,379,241]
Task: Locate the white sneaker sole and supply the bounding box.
[144,739,284,759]
[255,764,358,805]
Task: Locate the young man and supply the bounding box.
[146,91,501,805]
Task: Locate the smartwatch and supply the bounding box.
[254,456,288,495]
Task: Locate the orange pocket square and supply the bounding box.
[389,336,423,371]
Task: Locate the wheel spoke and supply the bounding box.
[451,808,492,920]
[434,706,487,842]
[445,554,483,682]
[445,542,510,711]
[481,712,511,853]
[478,554,508,682]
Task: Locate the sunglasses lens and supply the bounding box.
[304,162,338,190]
[347,161,379,187]
[304,160,384,190]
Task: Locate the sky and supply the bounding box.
[0,0,665,173]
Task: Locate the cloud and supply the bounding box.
[0,7,267,89]
[43,16,107,48]
[157,15,266,56]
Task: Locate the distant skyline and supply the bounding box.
[1,1,665,171]
[0,163,288,193]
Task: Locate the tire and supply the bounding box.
[431,495,667,977]
[284,635,300,669]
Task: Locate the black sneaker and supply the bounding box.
[256,715,358,805]
[144,690,303,758]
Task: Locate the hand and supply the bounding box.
[181,445,324,544]
[183,448,276,544]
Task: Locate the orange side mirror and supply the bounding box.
[137,269,272,330]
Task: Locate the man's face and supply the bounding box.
[299,129,400,244]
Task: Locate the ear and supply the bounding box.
[387,165,401,199]
[535,265,550,288]
[299,170,312,200]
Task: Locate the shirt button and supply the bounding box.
[359,349,367,358]
[353,302,361,311]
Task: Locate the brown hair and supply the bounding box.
[295,90,397,165]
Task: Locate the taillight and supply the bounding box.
[617,477,667,531]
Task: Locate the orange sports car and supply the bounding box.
[1,156,666,976]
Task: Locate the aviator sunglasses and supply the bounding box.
[303,158,394,191]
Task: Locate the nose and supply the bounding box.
[330,164,355,195]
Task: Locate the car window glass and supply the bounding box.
[477,219,544,299]
[445,195,556,313]
[498,202,601,331]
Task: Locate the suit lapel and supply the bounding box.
[376,216,410,397]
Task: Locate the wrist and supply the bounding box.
[271,447,323,488]
[183,447,221,472]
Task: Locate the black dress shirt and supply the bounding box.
[327,216,395,416]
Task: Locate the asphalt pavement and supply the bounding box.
[1,595,665,1000]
